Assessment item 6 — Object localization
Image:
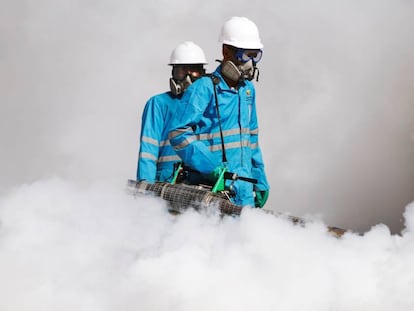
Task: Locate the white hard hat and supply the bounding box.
[218,16,263,49]
[168,41,208,65]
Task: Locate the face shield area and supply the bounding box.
[169,65,206,96]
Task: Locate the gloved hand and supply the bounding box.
[255,190,269,208]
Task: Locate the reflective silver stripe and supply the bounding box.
[208,140,250,151]
[169,128,193,140]
[173,136,197,150]
[160,139,171,147]
[240,128,251,135]
[158,155,181,163]
[170,127,253,149]
[197,128,251,140]
[250,128,259,135]
[139,152,157,161]
[142,137,171,147]
[210,144,223,152]
[142,136,159,146]
[241,140,250,147]
[169,128,251,143]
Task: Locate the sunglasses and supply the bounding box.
[172,66,205,81]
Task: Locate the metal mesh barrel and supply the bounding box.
[127,180,242,215]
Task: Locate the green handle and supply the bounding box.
[211,167,227,193]
[171,162,182,184]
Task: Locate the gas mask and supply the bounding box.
[169,75,192,96]
[221,59,259,83]
[169,65,205,96]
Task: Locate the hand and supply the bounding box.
[255,190,269,208]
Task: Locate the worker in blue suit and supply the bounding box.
[168,17,270,208]
[136,41,208,183]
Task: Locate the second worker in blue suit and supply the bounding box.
[137,41,208,183]
[169,17,270,207]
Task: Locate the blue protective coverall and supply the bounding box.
[137,92,181,183]
[168,66,270,206]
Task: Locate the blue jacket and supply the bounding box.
[169,66,269,206]
[137,92,181,182]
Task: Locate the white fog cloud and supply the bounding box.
[0,179,414,310]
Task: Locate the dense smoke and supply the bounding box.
[1,179,414,310]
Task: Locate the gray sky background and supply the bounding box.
[1,0,414,233]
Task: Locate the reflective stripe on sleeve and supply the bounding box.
[168,128,193,140]
[160,139,171,147]
[139,152,157,161]
[142,136,159,146]
[158,155,181,163]
[172,136,197,150]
